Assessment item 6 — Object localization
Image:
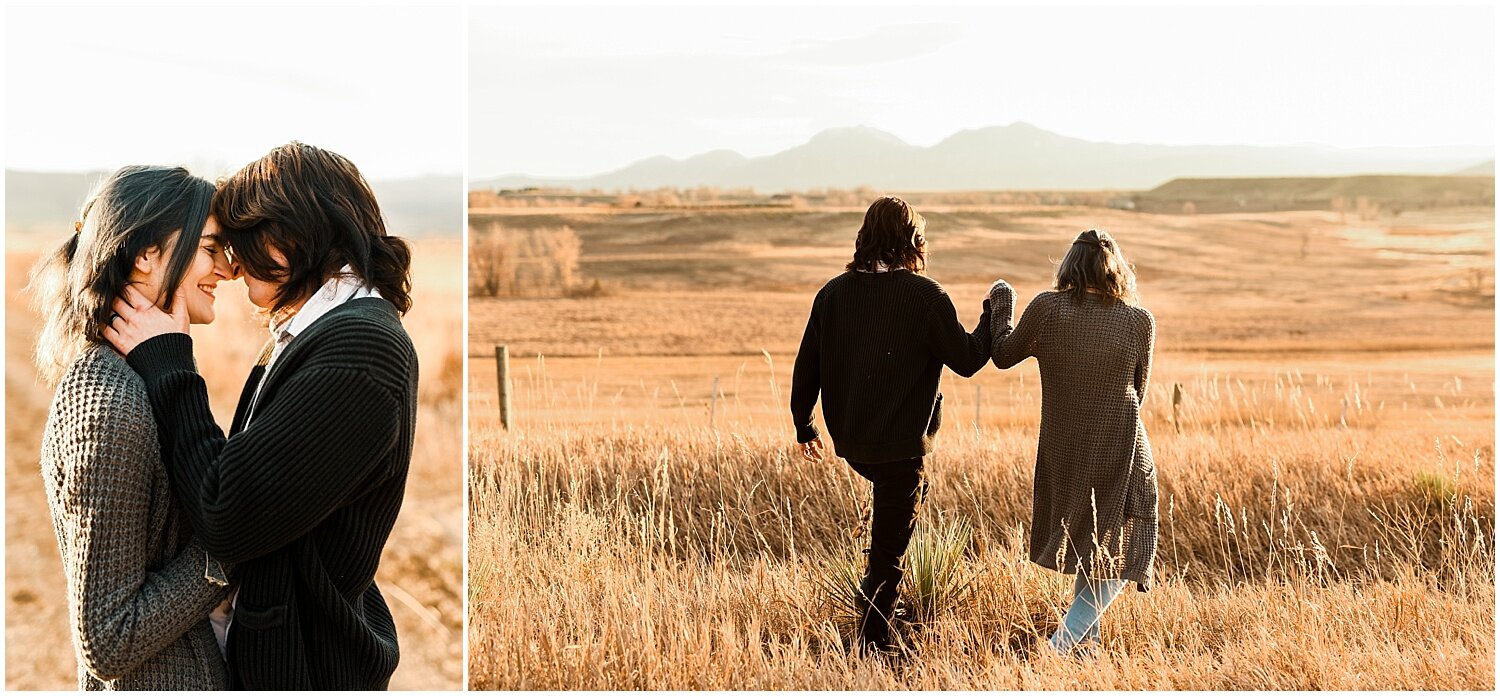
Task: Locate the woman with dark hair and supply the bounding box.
[103,142,417,690]
[987,228,1158,658]
[790,196,991,655]
[31,165,237,689]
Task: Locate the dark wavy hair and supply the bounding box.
[29,165,214,382]
[847,196,926,274]
[1054,228,1139,305]
[212,142,412,315]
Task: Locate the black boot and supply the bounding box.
[856,572,902,655]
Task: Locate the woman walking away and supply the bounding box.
[790,196,991,656]
[988,228,1157,658]
[32,166,236,689]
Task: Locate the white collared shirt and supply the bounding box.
[247,265,382,424]
[209,265,382,655]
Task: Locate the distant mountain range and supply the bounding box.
[5,170,462,238]
[475,123,1494,192]
[1454,160,1495,176]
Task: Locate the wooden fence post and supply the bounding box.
[496,345,512,429]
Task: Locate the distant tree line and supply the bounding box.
[470,177,1494,217]
[468,186,1124,210]
[469,222,594,298]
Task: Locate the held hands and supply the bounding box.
[987,278,1016,321]
[987,277,1014,301]
[101,284,189,357]
[798,437,826,463]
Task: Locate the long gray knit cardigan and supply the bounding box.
[40,344,231,690]
[988,281,1159,590]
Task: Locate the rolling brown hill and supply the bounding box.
[1134,175,1495,214]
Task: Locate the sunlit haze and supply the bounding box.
[471,5,1494,179]
[5,6,464,180]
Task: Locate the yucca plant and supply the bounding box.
[902,516,976,626]
[812,543,867,644]
[814,515,977,647]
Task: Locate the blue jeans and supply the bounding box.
[1048,572,1127,654]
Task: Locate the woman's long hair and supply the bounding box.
[212,142,413,315]
[847,196,927,274]
[1054,228,1139,305]
[29,166,214,383]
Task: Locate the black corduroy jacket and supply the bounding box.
[128,297,418,690]
[790,270,991,464]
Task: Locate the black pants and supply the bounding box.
[848,457,927,587]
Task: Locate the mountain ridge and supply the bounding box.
[5,170,463,238]
[476,123,1493,192]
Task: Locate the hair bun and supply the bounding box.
[1072,228,1110,249]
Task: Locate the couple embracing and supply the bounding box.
[33,143,418,690]
[791,196,1157,658]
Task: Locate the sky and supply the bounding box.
[471,4,1495,179]
[5,5,464,180]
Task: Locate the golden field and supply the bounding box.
[4,237,463,690]
[467,202,1494,689]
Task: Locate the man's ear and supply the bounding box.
[134,245,162,275]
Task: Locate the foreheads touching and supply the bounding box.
[211,141,413,315]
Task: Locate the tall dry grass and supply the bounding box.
[467,204,1492,689]
[4,239,463,690]
[468,363,1494,688]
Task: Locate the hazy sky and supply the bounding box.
[471,5,1495,179]
[5,6,464,180]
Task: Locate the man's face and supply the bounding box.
[241,245,290,310]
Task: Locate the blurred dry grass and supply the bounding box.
[467,204,1493,689]
[5,237,463,690]
[470,207,1493,358]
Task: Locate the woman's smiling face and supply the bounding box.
[181,217,236,324]
[128,216,236,325]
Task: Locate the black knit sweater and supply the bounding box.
[126,297,418,690]
[790,270,991,464]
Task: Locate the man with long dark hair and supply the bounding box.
[103,142,417,689]
[790,196,990,655]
